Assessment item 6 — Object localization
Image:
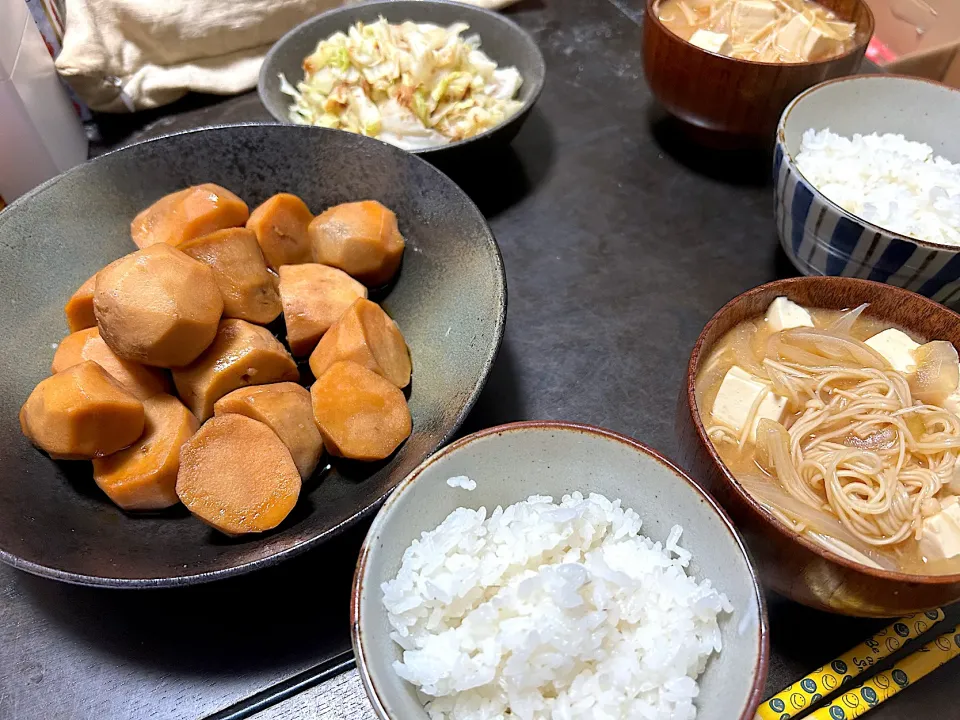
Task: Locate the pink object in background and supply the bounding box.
[0,0,88,207]
[866,37,899,64]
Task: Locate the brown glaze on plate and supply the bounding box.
[352,421,768,720]
[677,276,960,616]
[642,0,874,145]
[0,124,505,587]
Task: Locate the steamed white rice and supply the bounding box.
[381,491,731,720]
[446,475,477,491]
[796,129,960,246]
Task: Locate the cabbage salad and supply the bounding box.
[280,18,524,150]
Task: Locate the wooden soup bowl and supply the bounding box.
[677,277,960,616]
[643,0,875,145]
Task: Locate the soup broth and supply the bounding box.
[696,298,960,576]
[658,0,857,63]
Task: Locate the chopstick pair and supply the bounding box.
[756,608,960,720]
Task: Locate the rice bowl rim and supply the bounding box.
[350,420,770,720]
[777,74,960,254]
[686,276,960,585]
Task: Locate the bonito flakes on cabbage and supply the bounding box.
[280,18,524,151]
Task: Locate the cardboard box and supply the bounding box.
[865,0,960,87]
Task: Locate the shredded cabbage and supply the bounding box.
[279,18,524,150]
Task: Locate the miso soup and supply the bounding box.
[696,297,960,576]
[657,0,857,63]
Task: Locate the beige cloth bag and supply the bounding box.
[55,0,517,113]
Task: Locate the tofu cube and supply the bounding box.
[864,328,920,374]
[689,29,732,55]
[775,14,835,60]
[765,297,814,332]
[712,366,788,443]
[731,0,778,38]
[920,497,960,561]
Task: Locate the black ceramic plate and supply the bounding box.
[258,0,546,159]
[0,125,505,587]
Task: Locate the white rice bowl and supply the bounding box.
[381,491,732,720]
[796,128,960,246]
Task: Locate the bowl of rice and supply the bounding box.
[351,421,768,720]
[775,74,960,308]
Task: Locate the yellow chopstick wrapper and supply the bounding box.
[806,623,960,720]
[755,610,945,720]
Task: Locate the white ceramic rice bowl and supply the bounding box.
[351,421,768,720]
[775,74,960,307]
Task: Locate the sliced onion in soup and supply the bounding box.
[825,303,869,336]
[732,322,767,377]
[766,334,835,367]
[754,418,781,473]
[756,419,825,507]
[736,471,896,570]
[768,328,888,369]
[807,533,896,571]
[910,341,959,405]
[764,362,801,405]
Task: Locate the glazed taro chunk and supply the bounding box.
[20,361,145,459]
[278,264,367,356]
[93,394,199,511]
[246,193,314,269]
[172,319,299,422]
[308,200,405,287]
[311,361,411,461]
[51,327,170,400]
[131,184,249,248]
[179,228,282,325]
[309,298,411,388]
[176,414,301,535]
[214,382,323,479]
[64,273,97,332]
[94,243,224,368]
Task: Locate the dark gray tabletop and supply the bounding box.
[2,0,957,718]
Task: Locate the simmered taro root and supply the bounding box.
[51,327,170,400]
[278,264,367,356]
[94,243,223,368]
[92,394,198,510]
[214,382,323,479]
[179,228,282,324]
[176,414,301,535]
[64,273,97,332]
[20,361,145,459]
[308,200,405,287]
[131,184,249,248]
[308,298,410,388]
[50,328,95,374]
[173,319,299,421]
[311,361,411,461]
[246,193,313,269]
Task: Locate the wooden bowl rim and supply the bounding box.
[645,0,875,68]
[685,276,960,585]
[777,73,960,253]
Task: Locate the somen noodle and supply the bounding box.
[697,299,960,574]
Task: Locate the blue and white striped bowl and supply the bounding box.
[774,75,960,308]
